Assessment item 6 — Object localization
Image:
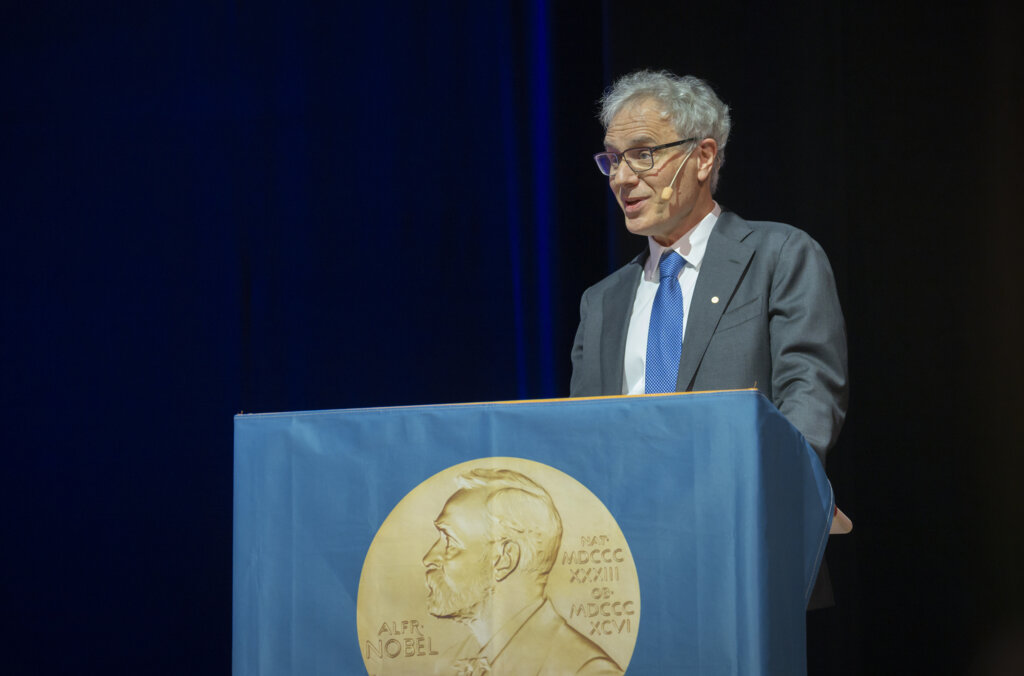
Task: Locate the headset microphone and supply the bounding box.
[660,147,696,202]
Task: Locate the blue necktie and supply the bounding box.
[646,251,687,394]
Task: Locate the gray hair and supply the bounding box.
[599,70,731,193]
[456,468,562,578]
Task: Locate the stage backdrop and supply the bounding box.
[234,390,833,675]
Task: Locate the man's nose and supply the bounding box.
[610,160,639,187]
[423,539,442,568]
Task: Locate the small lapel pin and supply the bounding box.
[711,296,720,304]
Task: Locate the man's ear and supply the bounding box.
[493,540,520,582]
[696,138,718,183]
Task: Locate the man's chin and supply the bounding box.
[623,217,658,238]
[426,600,482,622]
[425,583,492,622]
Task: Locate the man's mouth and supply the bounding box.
[623,196,647,214]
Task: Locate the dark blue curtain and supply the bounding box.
[4,3,571,672]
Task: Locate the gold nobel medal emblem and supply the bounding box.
[357,457,640,675]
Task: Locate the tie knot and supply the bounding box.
[658,251,686,281]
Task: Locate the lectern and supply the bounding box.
[233,390,833,675]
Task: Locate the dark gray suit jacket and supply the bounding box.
[570,210,848,462]
[570,211,848,608]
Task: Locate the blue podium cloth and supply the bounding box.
[233,390,833,675]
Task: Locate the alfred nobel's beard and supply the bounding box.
[425,565,494,622]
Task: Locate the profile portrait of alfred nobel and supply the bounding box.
[423,468,623,676]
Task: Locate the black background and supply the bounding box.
[3,1,1022,673]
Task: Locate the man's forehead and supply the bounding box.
[435,488,486,528]
[604,99,673,147]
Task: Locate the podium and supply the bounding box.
[233,390,833,675]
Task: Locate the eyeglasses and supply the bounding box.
[593,138,696,176]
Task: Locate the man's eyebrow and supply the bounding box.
[604,135,658,150]
[434,522,462,546]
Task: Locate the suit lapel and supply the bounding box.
[677,212,754,391]
[600,255,644,395]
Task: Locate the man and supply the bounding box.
[423,468,623,676]
[571,70,848,463]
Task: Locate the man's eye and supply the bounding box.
[636,150,653,161]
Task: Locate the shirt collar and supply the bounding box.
[644,202,721,280]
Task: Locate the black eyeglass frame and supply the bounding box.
[593,137,697,176]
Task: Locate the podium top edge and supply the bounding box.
[233,388,761,419]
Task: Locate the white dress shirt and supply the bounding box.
[622,203,721,395]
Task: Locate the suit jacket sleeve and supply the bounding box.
[569,288,591,396]
[768,229,848,461]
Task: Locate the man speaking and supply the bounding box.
[571,70,848,463]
